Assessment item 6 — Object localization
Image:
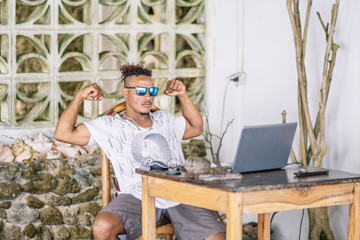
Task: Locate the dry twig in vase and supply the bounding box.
[202,111,234,167]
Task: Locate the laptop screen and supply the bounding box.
[232,122,297,173]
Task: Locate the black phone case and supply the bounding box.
[294,170,329,178]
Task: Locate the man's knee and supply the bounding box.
[93,212,125,240]
[205,232,226,240]
[93,215,112,235]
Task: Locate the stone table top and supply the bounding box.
[136,165,360,192]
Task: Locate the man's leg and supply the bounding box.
[93,212,126,240]
[93,194,143,240]
[166,204,226,240]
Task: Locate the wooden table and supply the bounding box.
[136,166,360,240]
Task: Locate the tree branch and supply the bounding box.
[302,0,313,60]
[287,0,319,160]
[202,112,217,163]
[215,119,234,166]
[316,12,328,39]
[313,0,340,167]
[202,111,234,167]
[282,110,298,163]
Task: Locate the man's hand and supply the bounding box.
[164,79,187,97]
[78,83,104,101]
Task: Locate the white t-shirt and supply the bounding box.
[84,110,186,209]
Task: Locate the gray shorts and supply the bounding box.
[98,194,226,240]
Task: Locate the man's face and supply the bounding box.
[122,75,156,115]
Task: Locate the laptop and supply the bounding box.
[232,122,297,173]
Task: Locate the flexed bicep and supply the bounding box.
[55,83,102,146]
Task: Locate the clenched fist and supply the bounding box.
[78,83,103,101]
[164,79,187,97]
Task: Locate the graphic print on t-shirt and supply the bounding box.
[131,131,173,167]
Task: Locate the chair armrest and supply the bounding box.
[101,149,111,207]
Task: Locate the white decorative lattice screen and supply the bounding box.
[0,0,205,129]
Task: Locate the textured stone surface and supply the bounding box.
[51,225,70,240]
[54,176,81,195]
[4,225,23,240]
[24,224,36,238]
[25,195,45,209]
[75,154,99,166]
[79,203,101,217]
[72,188,99,204]
[0,209,6,219]
[73,168,93,187]
[182,139,207,159]
[39,159,61,172]
[6,202,38,224]
[22,162,41,180]
[67,225,93,240]
[67,225,80,240]
[89,167,101,176]
[53,164,74,176]
[37,224,52,240]
[0,202,10,209]
[92,178,102,190]
[0,182,21,200]
[0,155,102,240]
[0,163,20,181]
[60,206,80,225]
[79,226,92,239]
[39,207,63,225]
[44,194,72,206]
[247,226,258,238]
[77,214,91,226]
[22,173,57,194]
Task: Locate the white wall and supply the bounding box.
[206,0,360,239]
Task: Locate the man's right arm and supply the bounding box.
[54,83,103,146]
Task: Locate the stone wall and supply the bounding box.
[0,154,104,240]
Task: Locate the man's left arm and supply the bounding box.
[165,79,203,140]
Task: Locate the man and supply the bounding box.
[54,64,226,240]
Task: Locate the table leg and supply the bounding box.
[227,192,243,240]
[142,176,156,240]
[348,183,360,240]
[258,213,271,240]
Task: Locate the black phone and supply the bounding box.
[294,169,329,178]
[166,170,181,175]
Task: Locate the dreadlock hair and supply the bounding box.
[120,64,152,85]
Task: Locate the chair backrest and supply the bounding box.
[101,102,159,207]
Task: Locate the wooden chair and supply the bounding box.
[100,102,174,240]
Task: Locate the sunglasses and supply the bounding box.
[125,86,159,96]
